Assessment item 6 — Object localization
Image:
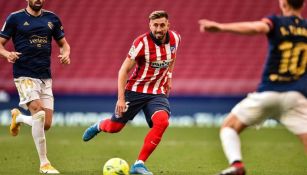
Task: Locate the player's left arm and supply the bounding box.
[56,37,71,65]
[166,56,176,96]
[166,32,181,96]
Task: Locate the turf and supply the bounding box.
[0,125,306,175]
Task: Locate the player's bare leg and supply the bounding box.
[298,133,307,155]
[43,108,53,131]
[217,113,247,175]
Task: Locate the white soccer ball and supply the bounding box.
[103,158,130,175]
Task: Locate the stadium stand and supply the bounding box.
[0,0,288,95]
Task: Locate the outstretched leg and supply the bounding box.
[82,118,125,141]
[218,113,247,175]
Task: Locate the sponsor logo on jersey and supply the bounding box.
[151,59,172,68]
[47,22,54,30]
[29,35,48,47]
[23,21,30,26]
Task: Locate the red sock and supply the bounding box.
[99,119,125,133]
[137,111,169,162]
[232,161,244,168]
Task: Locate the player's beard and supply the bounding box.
[29,1,44,12]
[154,32,166,42]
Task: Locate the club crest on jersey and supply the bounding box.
[151,59,172,68]
[170,45,176,54]
[47,22,54,30]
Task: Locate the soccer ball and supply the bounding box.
[103,158,130,175]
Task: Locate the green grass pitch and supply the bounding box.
[0,125,306,175]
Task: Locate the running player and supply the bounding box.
[83,10,181,175]
[0,0,70,173]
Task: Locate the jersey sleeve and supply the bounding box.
[262,15,275,31]
[0,14,16,39]
[52,15,65,41]
[127,38,144,61]
[173,31,181,49]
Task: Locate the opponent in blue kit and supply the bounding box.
[0,0,70,173]
[199,0,307,174]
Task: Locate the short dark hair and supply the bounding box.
[287,0,304,9]
[149,10,168,20]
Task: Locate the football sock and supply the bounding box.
[99,119,125,133]
[220,127,242,164]
[32,111,50,166]
[16,113,33,126]
[137,111,169,162]
[232,160,244,168]
[135,160,144,165]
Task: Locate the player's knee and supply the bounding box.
[28,102,44,114]
[221,113,246,133]
[152,111,169,129]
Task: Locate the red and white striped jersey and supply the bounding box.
[125,30,181,94]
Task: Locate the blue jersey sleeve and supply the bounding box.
[263,15,277,36]
[52,15,65,40]
[0,14,16,39]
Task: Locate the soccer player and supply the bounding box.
[0,0,70,174]
[199,0,307,174]
[83,10,181,175]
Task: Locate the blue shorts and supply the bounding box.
[111,90,170,127]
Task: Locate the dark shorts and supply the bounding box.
[111,90,170,127]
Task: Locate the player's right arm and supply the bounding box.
[0,37,21,63]
[115,57,136,117]
[198,19,270,35]
[0,14,21,63]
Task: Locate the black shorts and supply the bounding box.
[111,90,170,127]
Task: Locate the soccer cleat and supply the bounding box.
[129,163,153,175]
[82,122,101,142]
[10,108,21,136]
[39,163,60,174]
[217,166,246,175]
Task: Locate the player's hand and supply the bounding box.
[58,52,70,65]
[198,19,222,32]
[5,51,21,63]
[115,99,129,118]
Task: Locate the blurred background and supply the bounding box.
[0,0,294,126]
